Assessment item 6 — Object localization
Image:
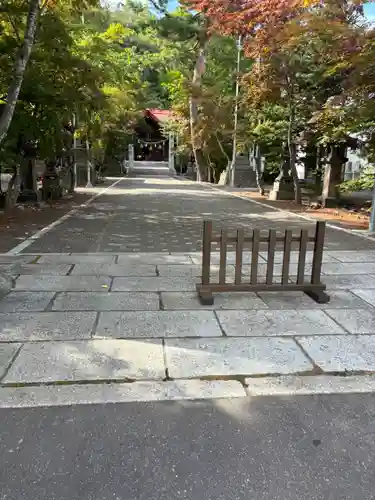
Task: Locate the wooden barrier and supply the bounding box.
[197,220,330,305]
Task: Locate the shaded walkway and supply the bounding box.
[18,176,375,254]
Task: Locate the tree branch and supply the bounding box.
[215,132,229,162]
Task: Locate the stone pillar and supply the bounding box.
[128,144,134,175]
[168,133,176,175]
[85,140,93,188]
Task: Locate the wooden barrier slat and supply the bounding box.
[266,230,277,284]
[282,230,293,284]
[311,221,325,284]
[251,229,260,284]
[201,220,212,286]
[235,229,244,285]
[219,229,228,285]
[297,229,308,284]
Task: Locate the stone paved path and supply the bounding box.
[13,176,375,254]
[0,174,375,407]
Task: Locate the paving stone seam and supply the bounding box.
[0,343,23,383]
[350,290,375,309]
[65,264,75,276]
[213,310,227,336]
[157,291,164,310]
[292,338,324,374]
[322,309,360,335]
[0,332,371,346]
[161,338,170,380]
[90,312,101,338]
[3,372,375,390]
[107,276,114,292]
[44,292,58,312]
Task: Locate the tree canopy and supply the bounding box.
[1,0,375,204]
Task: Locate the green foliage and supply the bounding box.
[0,0,192,169]
[340,164,375,193]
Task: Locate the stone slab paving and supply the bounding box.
[245,375,375,396]
[1,164,375,404]
[324,309,375,334]
[52,291,160,311]
[37,254,116,264]
[0,263,72,275]
[257,290,371,309]
[306,274,375,289]
[321,262,375,275]
[14,275,112,291]
[298,335,375,372]
[351,289,375,307]
[330,251,375,262]
[1,250,375,396]
[117,254,193,265]
[216,310,346,336]
[112,276,197,292]
[0,344,20,378]
[0,255,38,264]
[0,291,55,312]
[258,251,340,264]
[95,311,223,338]
[0,312,97,341]
[161,291,266,310]
[15,177,375,254]
[0,273,13,296]
[71,263,157,276]
[4,339,165,384]
[164,337,314,378]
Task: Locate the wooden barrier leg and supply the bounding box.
[305,289,330,304]
[305,221,330,303]
[198,220,214,305]
[197,288,214,306]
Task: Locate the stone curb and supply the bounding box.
[0,380,246,408]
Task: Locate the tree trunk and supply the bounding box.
[0,0,40,145]
[189,38,209,182]
[321,143,346,207]
[4,165,21,212]
[254,144,265,195]
[287,107,302,204]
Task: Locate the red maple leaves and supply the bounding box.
[183,0,319,53]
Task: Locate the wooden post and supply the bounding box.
[235,229,244,285]
[281,230,292,285]
[250,229,260,284]
[297,229,308,284]
[311,221,325,284]
[306,221,330,303]
[199,220,214,305]
[219,229,228,285]
[266,230,276,284]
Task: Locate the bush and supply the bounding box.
[339,164,375,193]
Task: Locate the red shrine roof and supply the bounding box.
[145,109,172,124]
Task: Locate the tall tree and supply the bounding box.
[0,0,39,144]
